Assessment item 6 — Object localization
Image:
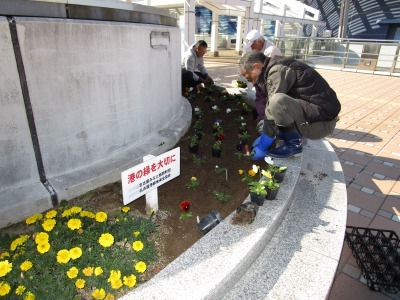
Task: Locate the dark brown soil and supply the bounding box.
[69,85,259,282]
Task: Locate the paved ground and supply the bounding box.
[203,50,400,299]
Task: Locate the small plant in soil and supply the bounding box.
[192,154,205,166]
[238,131,251,144]
[179,201,193,220]
[211,105,220,113]
[265,177,280,190]
[212,190,231,202]
[188,135,199,148]
[214,165,226,175]
[186,176,200,190]
[194,106,202,119]
[212,140,222,151]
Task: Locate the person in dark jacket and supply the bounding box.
[239,51,341,159]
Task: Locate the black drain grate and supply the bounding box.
[345,226,400,293]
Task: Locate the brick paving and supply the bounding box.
[203,50,400,299]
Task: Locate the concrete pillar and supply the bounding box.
[275,4,286,37]
[210,11,219,57]
[311,24,317,37]
[184,0,196,51]
[236,15,243,54]
[259,18,265,35]
[275,20,283,38]
[296,24,303,37]
[243,0,255,40]
[338,0,350,38]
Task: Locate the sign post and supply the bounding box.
[121,147,180,213]
[143,154,158,214]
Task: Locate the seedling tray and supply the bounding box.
[345,226,400,293]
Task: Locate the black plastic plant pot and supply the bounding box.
[189,144,199,154]
[265,187,279,200]
[193,129,202,140]
[250,192,265,206]
[274,169,286,183]
[197,211,223,235]
[212,148,221,157]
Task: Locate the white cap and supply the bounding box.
[244,30,262,50]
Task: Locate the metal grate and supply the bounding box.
[345,226,400,293]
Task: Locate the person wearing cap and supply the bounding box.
[239,51,341,159]
[243,29,282,58]
[243,30,282,133]
[181,40,214,92]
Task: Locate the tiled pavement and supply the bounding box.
[203,51,400,299]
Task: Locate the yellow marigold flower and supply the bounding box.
[34,232,49,244]
[94,267,103,276]
[70,206,82,214]
[67,266,79,279]
[238,169,244,175]
[248,170,256,177]
[0,281,11,296]
[134,261,146,273]
[70,247,82,260]
[0,252,9,259]
[82,267,94,277]
[37,242,50,254]
[95,212,108,223]
[45,210,57,219]
[67,218,82,230]
[104,294,115,300]
[0,260,12,277]
[15,285,26,295]
[20,260,33,272]
[25,213,43,225]
[75,278,85,289]
[132,241,144,252]
[133,231,140,237]
[80,210,96,218]
[108,270,121,281]
[191,176,197,181]
[92,288,106,300]
[109,278,123,290]
[123,274,137,288]
[121,206,130,213]
[25,291,35,300]
[42,218,56,232]
[61,208,72,218]
[98,233,114,248]
[56,249,71,264]
[10,235,29,251]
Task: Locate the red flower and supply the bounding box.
[218,134,226,141]
[179,201,191,213]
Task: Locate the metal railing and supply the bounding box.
[273,37,400,75]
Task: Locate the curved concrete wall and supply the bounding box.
[0,9,191,227]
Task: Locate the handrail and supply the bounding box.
[273,37,400,75]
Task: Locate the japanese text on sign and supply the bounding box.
[121,147,180,205]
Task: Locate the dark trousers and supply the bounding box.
[182,69,207,91]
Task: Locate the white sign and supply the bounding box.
[121,147,180,205]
